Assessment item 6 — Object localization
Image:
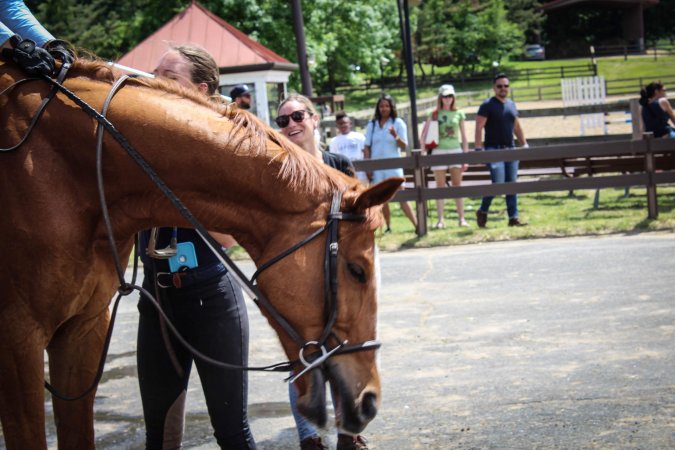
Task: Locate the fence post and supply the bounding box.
[412,149,427,236]
[629,98,642,140]
[643,133,658,219]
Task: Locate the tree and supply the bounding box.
[417,0,523,73]
[645,1,675,44]
[504,0,546,45]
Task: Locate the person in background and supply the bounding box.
[420,84,469,228]
[275,94,368,450]
[0,0,73,76]
[639,81,675,138]
[363,93,417,233]
[329,110,368,184]
[230,83,253,110]
[137,44,256,450]
[474,73,528,228]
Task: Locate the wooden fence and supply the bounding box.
[593,44,675,60]
[334,63,596,95]
[351,137,675,236]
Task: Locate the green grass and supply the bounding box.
[226,186,675,259]
[373,186,675,252]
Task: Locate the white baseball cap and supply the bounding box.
[439,84,455,96]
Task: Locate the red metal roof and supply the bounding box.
[117,1,294,73]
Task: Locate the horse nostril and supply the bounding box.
[359,392,378,421]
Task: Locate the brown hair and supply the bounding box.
[172,44,220,96]
[278,93,318,117]
[436,93,457,112]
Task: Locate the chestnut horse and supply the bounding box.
[0,59,402,449]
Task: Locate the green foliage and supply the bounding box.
[23,0,675,98]
[645,0,675,43]
[504,0,545,45]
[417,0,523,73]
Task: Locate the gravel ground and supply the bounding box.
[19,232,673,450]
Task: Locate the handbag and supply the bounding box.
[424,110,439,151]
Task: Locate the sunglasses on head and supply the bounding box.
[496,84,510,88]
[275,110,310,128]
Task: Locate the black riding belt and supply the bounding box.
[156,262,226,289]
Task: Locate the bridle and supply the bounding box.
[250,190,379,382]
[1,63,381,398]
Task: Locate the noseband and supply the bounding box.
[3,65,380,394]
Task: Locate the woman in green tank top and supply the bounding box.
[421,84,469,228]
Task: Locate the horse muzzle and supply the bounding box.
[295,362,380,433]
[328,369,380,433]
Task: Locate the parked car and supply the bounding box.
[523,44,545,60]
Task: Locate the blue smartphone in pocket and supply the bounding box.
[168,242,199,272]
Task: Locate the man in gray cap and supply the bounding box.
[229,84,252,110]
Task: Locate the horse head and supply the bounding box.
[253,176,402,433]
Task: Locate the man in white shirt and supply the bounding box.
[329,111,368,183]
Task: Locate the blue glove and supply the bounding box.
[2,35,55,77]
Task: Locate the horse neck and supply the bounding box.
[53,77,335,262]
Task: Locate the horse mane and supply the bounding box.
[64,59,346,195]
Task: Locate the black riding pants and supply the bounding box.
[137,271,256,449]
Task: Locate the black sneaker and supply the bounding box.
[337,434,369,450]
[476,210,488,228]
[508,218,527,227]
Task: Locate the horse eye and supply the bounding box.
[347,263,366,284]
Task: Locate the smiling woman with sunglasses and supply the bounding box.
[275,94,369,450]
[276,94,355,176]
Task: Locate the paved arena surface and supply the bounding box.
[10,232,674,449]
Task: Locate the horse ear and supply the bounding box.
[352,177,404,211]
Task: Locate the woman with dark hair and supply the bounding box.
[137,44,257,450]
[640,81,675,138]
[363,94,417,232]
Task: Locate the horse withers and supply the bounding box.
[0,59,401,448]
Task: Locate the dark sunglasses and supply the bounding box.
[275,110,310,128]
[442,94,454,98]
[496,84,510,88]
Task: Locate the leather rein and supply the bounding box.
[1,64,381,399]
